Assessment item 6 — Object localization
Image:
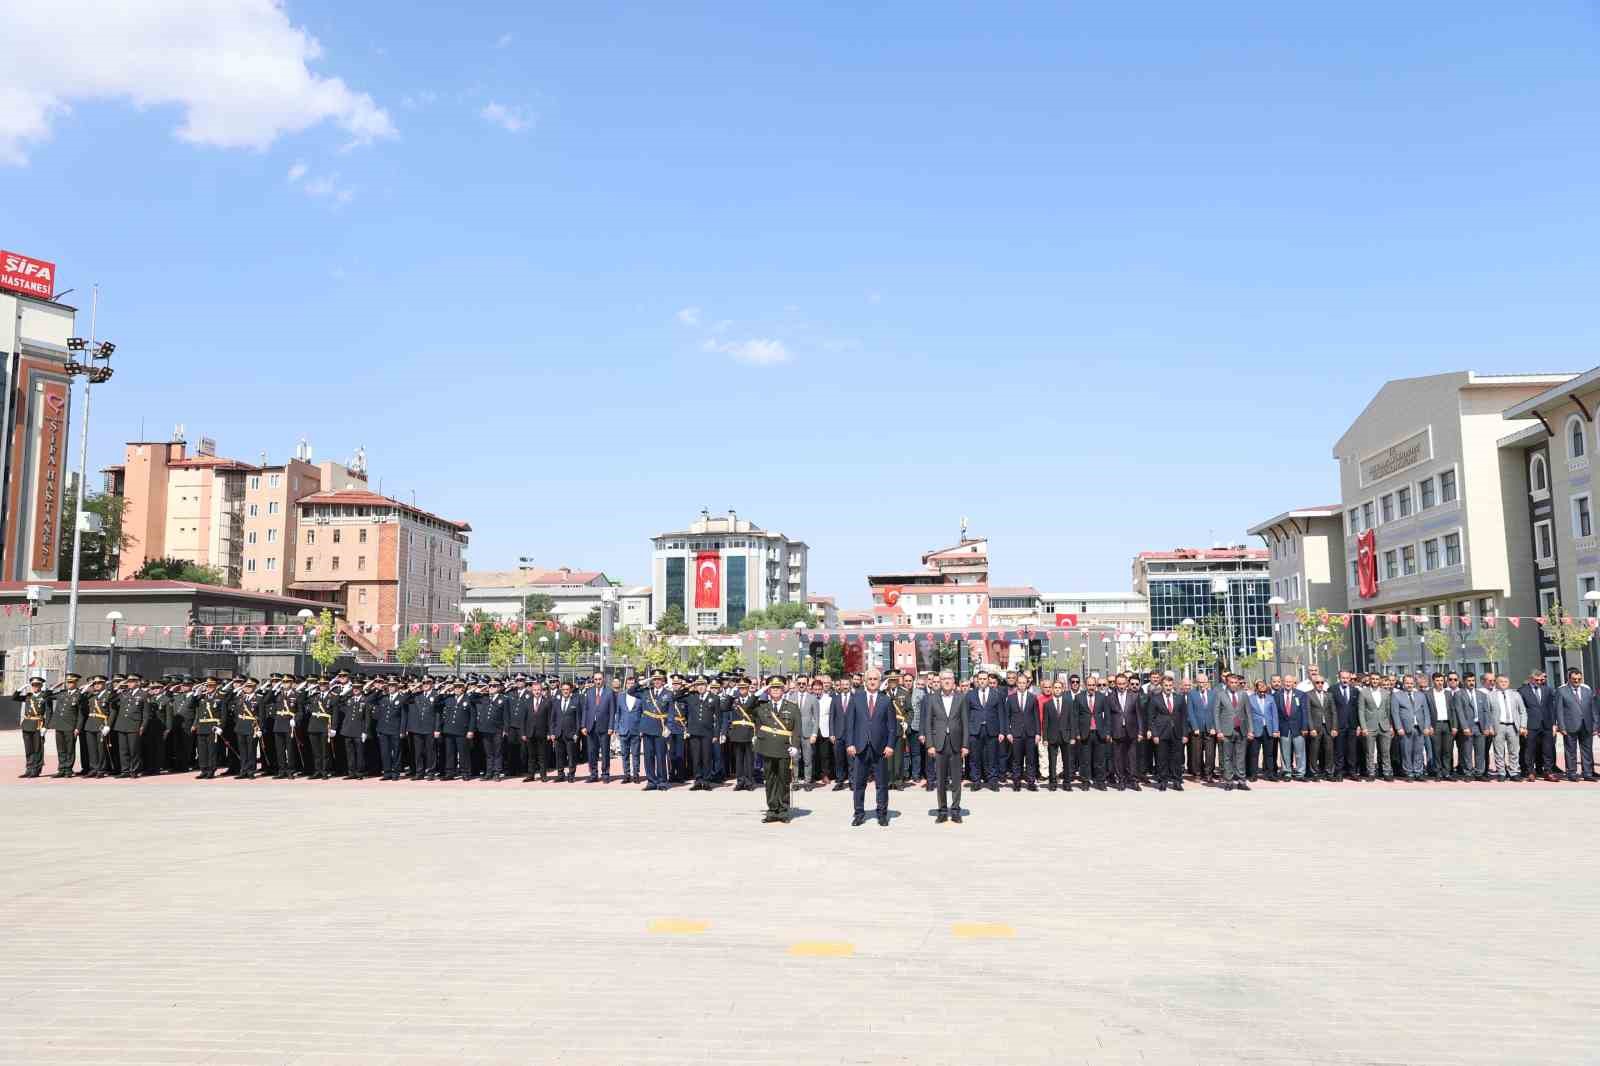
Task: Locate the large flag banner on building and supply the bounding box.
[1356,529,1379,599]
[695,551,720,609]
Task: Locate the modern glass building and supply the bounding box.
[650,510,807,635]
[1134,548,1272,667]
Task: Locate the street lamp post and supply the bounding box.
[1267,596,1285,680]
[296,608,314,676]
[538,635,549,676]
[1179,617,1195,680]
[105,610,123,677]
[62,309,117,676]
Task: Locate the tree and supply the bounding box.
[1542,600,1593,672]
[395,634,423,669]
[1295,608,1348,675]
[657,604,688,636]
[134,555,228,586]
[713,647,742,674]
[308,609,341,675]
[1422,628,1452,670]
[738,602,816,631]
[1125,642,1156,673]
[611,627,645,671]
[1474,623,1511,673]
[756,650,779,676]
[522,593,555,619]
[487,629,521,671]
[562,642,584,667]
[1238,652,1263,681]
[439,644,460,668]
[1166,614,1225,676]
[56,484,129,581]
[822,640,846,676]
[1373,635,1398,671]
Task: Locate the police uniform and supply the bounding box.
[753,681,799,823]
[375,682,411,780]
[473,683,508,781]
[406,681,442,780]
[684,682,722,790]
[336,682,372,779]
[438,684,475,780]
[13,679,51,777]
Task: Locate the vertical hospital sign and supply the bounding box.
[31,382,66,572]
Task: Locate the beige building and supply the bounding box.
[1246,505,1347,674]
[1333,371,1568,676]
[0,282,76,583]
[293,489,469,656]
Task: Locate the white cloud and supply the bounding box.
[480,101,532,133]
[286,160,308,183]
[495,32,514,49]
[401,90,438,109]
[299,169,353,205]
[0,0,396,166]
[703,338,790,366]
[675,306,702,327]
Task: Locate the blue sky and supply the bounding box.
[7,2,1600,605]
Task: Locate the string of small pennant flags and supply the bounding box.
[0,608,603,644]
[1263,610,1594,632]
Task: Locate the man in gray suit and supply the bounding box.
[1451,673,1490,781]
[1357,675,1394,781]
[1391,674,1428,781]
[795,680,821,790]
[1555,668,1598,781]
[923,670,969,824]
[1486,674,1526,781]
[1212,674,1253,791]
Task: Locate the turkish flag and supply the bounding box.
[695,551,720,608]
[1508,616,1521,628]
[1356,530,1378,599]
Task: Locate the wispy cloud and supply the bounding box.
[286,160,308,183]
[401,90,438,109]
[703,337,790,366]
[675,306,702,327]
[480,101,532,133]
[293,168,354,205]
[495,32,514,49]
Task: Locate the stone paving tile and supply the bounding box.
[1,731,1597,1064]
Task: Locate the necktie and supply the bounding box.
[868,694,875,714]
[1166,695,1173,713]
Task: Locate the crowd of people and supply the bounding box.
[13,659,1599,824]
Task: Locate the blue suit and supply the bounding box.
[844,689,896,817]
[581,687,615,780]
[614,688,643,780]
[965,686,1005,786]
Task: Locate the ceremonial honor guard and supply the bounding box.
[46,673,83,778]
[165,678,194,773]
[189,679,231,780]
[306,680,341,779]
[13,676,51,777]
[723,677,756,790]
[638,671,674,791]
[271,678,301,779]
[81,676,116,778]
[753,677,799,823]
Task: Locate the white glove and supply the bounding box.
[213,726,222,737]
[101,726,110,737]
[787,747,799,757]
[360,732,367,742]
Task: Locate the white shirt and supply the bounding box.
[817,694,831,735]
[1432,690,1449,721]
[1495,691,1512,725]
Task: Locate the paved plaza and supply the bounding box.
[2,731,1596,1066]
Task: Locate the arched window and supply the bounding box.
[1531,454,1549,494]
[1568,415,1587,460]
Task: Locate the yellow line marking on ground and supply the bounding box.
[647,919,709,935]
[788,940,855,957]
[952,922,1015,939]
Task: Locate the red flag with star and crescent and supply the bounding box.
[1356,530,1378,599]
[695,551,720,609]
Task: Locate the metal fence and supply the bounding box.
[2,620,316,655]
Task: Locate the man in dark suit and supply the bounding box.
[580,670,615,782]
[1042,676,1075,791]
[521,679,552,782]
[1077,674,1111,791]
[551,680,582,782]
[1304,678,1337,781]
[1556,668,1597,781]
[924,670,969,822]
[1145,675,1184,791]
[844,667,897,826]
[965,670,1005,791]
[1005,675,1039,791]
[1331,671,1361,780]
[1518,670,1557,781]
[1107,674,1142,791]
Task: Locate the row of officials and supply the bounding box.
[14,660,1600,825]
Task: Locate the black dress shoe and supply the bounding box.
[1223,782,1234,791]
[877,814,889,827]
[1171,782,1183,791]
[1046,782,1057,792]
[951,811,963,823]
[1236,782,1250,791]
[1157,782,1167,792]
[851,813,866,827]
[936,810,949,823]
[832,782,846,791]
[761,813,778,823]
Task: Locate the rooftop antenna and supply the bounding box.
[960,515,968,541]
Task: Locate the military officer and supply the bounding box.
[405,678,441,780]
[336,678,372,779]
[44,673,82,778]
[80,676,117,778]
[637,671,675,791]
[438,680,475,780]
[13,676,51,777]
[753,677,799,823]
[110,673,149,777]
[265,677,295,779]
[188,679,232,780]
[684,677,723,791]
[164,678,194,774]
[231,679,269,780]
[304,679,341,779]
